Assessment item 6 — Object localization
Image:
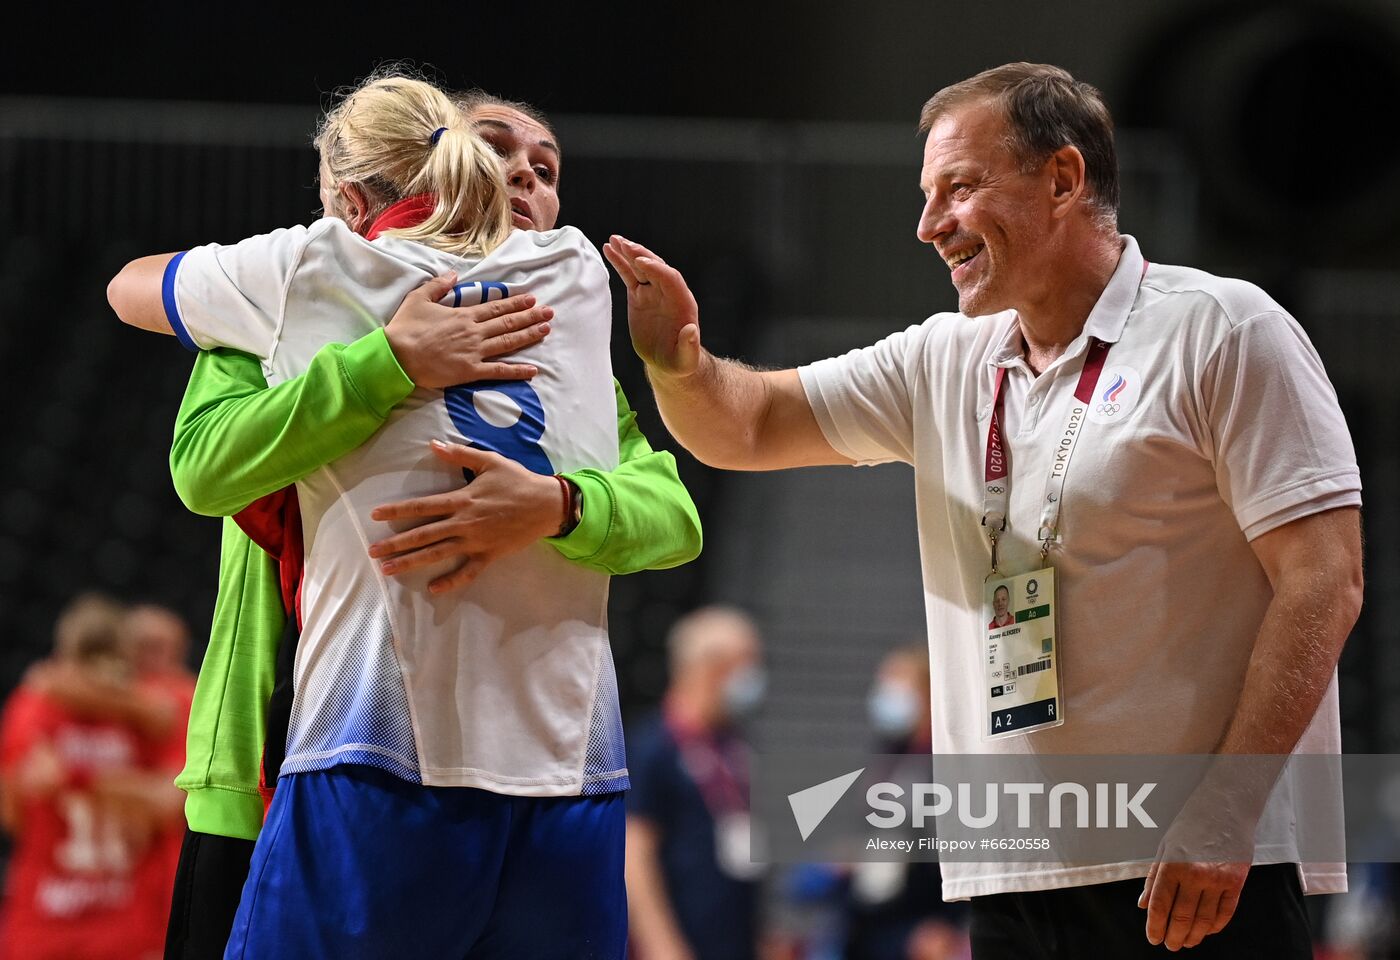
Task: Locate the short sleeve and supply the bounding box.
[1204,312,1362,540]
[166,224,312,358]
[624,720,674,824]
[798,323,924,465]
[0,689,46,773]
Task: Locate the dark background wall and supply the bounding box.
[2,0,1398,747]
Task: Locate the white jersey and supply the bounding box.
[801,237,1360,898]
[165,219,626,796]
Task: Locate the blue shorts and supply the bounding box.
[224,764,627,960]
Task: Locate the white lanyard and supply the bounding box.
[981,337,1113,571]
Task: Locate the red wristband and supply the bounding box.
[553,475,574,538]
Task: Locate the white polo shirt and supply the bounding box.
[164,219,626,796]
[800,236,1360,899]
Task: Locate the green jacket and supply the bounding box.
[171,329,701,840]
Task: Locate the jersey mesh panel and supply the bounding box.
[279,590,421,783]
[581,641,629,794]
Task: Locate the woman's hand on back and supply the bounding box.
[384,272,555,389]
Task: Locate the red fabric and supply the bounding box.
[0,686,170,958]
[260,768,275,816]
[233,487,302,817]
[232,487,304,625]
[366,193,437,240]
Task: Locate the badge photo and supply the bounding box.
[982,567,1062,740]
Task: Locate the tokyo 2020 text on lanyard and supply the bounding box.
[981,337,1114,571]
[978,335,1114,739]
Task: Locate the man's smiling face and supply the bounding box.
[915,100,1053,317]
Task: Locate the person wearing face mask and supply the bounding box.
[844,648,969,960]
[867,646,933,753]
[625,606,766,960]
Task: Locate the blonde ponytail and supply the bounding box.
[315,71,511,258]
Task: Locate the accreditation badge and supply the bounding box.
[983,567,1063,739]
[714,812,765,881]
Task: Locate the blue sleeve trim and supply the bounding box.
[161,251,198,353]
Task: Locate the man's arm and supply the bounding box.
[603,236,850,471]
[170,275,554,516]
[1142,506,1363,951]
[1219,506,1362,755]
[625,815,697,960]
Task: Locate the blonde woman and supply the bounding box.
[109,75,627,959]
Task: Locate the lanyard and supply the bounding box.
[665,707,749,817]
[981,337,1113,571]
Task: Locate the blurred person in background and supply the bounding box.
[121,606,195,716]
[867,646,933,755]
[120,606,197,940]
[1317,863,1400,959]
[0,594,186,960]
[847,647,968,960]
[626,606,767,960]
[779,647,970,960]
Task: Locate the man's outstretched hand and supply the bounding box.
[367,440,566,594]
[603,236,701,379]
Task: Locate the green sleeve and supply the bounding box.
[174,518,285,841]
[169,328,414,516]
[551,379,703,574]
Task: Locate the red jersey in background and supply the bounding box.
[0,687,165,960]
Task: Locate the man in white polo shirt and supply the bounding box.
[603,62,1363,958]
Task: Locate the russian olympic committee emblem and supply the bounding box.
[1087,366,1142,424]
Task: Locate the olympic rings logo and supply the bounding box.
[987,485,1006,495]
[1095,402,1121,416]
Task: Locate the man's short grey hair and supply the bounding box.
[919,62,1119,227]
[667,605,759,675]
